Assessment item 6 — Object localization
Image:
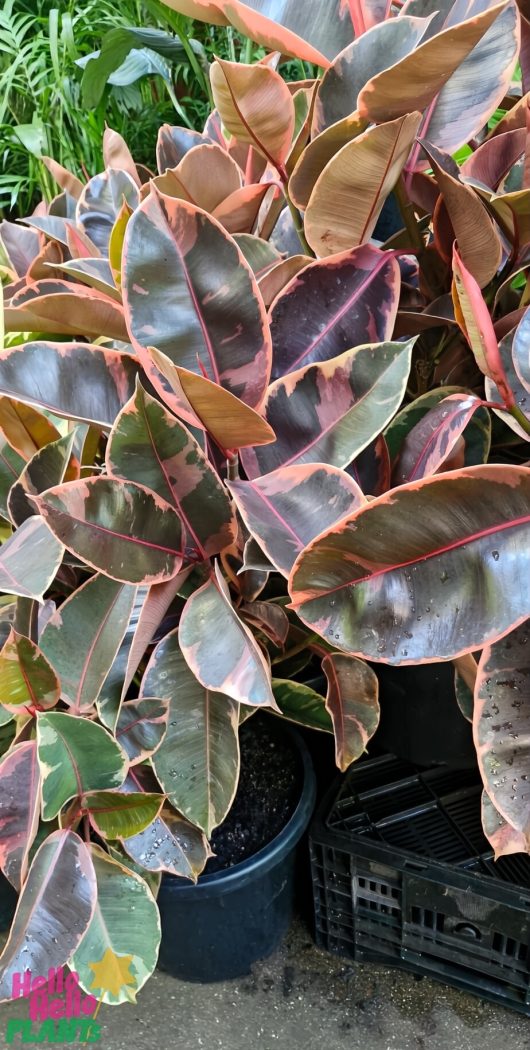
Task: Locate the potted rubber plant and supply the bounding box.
[0,0,530,1006]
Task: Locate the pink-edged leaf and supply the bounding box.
[240,601,289,647]
[76,169,139,252]
[454,653,477,722]
[146,350,275,451]
[452,245,515,407]
[37,712,128,820]
[257,255,312,310]
[210,58,295,169]
[8,431,78,527]
[461,128,526,190]
[122,770,210,881]
[357,3,517,126]
[5,281,128,342]
[143,628,240,837]
[289,465,530,664]
[152,142,242,210]
[312,16,431,135]
[106,381,236,560]
[0,516,64,601]
[102,127,140,187]
[34,477,183,585]
[40,574,137,714]
[474,619,530,842]
[228,463,365,577]
[159,0,353,66]
[0,830,96,1001]
[323,653,380,771]
[0,629,60,712]
[179,565,276,709]
[482,790,528,858]
[240,340,414,478]
[84,789,164,840]
[513,305,530,394]
[0,741,40,890]
[212,182,275,235]
[0,221,40,278]
[115,697,170,764]
[269,245,400,380]
[484,328,530,440]
[156,124,212,173]
[0,342,139,427]
[386,386,491,473]
[122,190,272,410]
[119,570,191,707]
[421,140,502,288]
[392,393,484,485]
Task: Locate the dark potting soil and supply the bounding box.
[204,715,301,875]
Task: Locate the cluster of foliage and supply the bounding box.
[0,0,530,1006]
[0,0,238,217]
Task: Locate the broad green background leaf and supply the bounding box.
[0,629,60,711]
[290,465,530,663]
[241,340,414,477]
[0,343,139,427]
[0,740,40,890]
[0,830,96,1001]
[106,382,236,560]
[79,26,198,107]
[37,712,128,820]
[40,575,137,714]
[122,191,271,410]
[179,568,276,709]
[143,629,239,836]
[35,477,183,585]
[269,245,400,379]
[115,697,169,764]
[323,652,379,770]
[229,463,365,576]
[71,845,160,1005]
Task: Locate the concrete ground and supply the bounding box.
[3,918,530,1050]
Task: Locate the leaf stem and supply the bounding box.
[272,631,322,664]
[280,177,314,256]
[393,175,424,254]
[509,403,530,436]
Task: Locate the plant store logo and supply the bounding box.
[5,968,101,1044]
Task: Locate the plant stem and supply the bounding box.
[174,25,214,108]
[226,26,237,62]
[272,631,322,664]
[227,453,240,481]
[393,175,424,254]
[509,403,530,436]
[281,180,314,256]
[243,37,253,63]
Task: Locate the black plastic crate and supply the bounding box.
[310,754,530,1014]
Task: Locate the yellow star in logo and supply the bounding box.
[88,947,137,1003]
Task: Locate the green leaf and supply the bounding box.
[40,575,137,714]
[37,712,128,820]
[80,27,195,108]
[35,477,184,585]
[106,382,236,560]
[84,790,163,840]
[144,629,240,837]
[272,678,333,733]
[0,830,96,1001]
[0,628,60,711]
[71,844,160,1005]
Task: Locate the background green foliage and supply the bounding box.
[0,0,259,217]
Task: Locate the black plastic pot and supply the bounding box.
[373,662,476,768]
[156,728,316,983]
